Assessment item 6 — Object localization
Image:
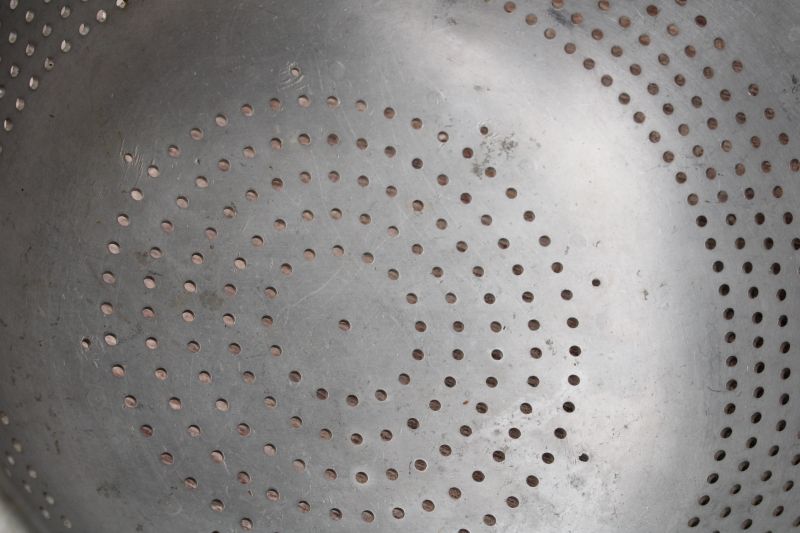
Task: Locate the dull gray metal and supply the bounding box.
[0,0,799,532]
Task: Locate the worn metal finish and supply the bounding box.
[0,0,799,532]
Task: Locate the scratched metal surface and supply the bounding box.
[0,0,799,532]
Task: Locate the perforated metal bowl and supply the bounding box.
[0,1,799,532]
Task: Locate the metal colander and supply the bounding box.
[0,0,799,532]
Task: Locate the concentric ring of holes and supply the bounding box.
[24,0,794,530]
[92,59,593,529]
[0,0,125,528]
[493,0,797,530]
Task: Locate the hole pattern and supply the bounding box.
[4,1,799,532]
[486,0,800,530]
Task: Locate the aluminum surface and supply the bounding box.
[0,1,799,532]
